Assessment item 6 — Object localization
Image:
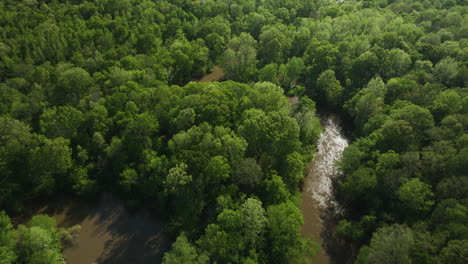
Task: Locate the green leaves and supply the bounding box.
[52,67,92,106]
[267,201,318,264]
[13,214,65,264]
[434,57,459,85]
[0,211,17,264]
[439,240,468,264]
[204,155,231,184]
[397,178,434,213]
[432,89,463,119]
[316,69,344,108]
[196,199,267,263]
[40,106,84,139]
[381,49,411,79]
[163,233,208,264]
[0,116,73,205]
[164,163,192,194]
[221,33,258,82]
[359,225,414,264]
[242,198,267,248]
[345,77,386,128]
[168,33,209,84]
[238,109,300,160]
[339,167,377,208]
[234,158,263,187]
[259,24,292,64]
[304,38,338,78]
[6,1,468,264]
[380,119,415,152]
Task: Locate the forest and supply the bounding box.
[0,0,467,263]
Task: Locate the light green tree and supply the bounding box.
[241,198,267,249]
[163,233,208,264]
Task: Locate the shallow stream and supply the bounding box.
[300,114,349,264]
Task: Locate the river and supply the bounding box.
[21,89,343,264]
[31,193,171,264]
[300,114,350,264]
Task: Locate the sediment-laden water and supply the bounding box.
[300,114,349,264]
[33,193,170,264]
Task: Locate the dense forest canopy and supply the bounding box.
[0,0,467,263]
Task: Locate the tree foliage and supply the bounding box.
[0,0,467,263]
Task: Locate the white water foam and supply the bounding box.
[306,116,348,211]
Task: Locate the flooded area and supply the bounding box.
[300,115,350,264]
[33,193,170,264]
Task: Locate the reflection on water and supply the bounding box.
[301,114,349,264]
[34,193,170,264]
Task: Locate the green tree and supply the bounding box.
[439,240,468,264]
[163,233,208,264]
[29,137,73,195]
[172,108,196,133]
[52,67,92,105]
[197,209,245,263]
[267,201,318,263]
[122,112,159,162]
[398,178,435,213]
[259,63,278,83]
[304,38,339,79]
[339,144,364,175]
[242,198,267,249]
[346,77,386,127]
[17,214,65,264]
[221,33,258,82]
[431,199,468,240]
[164,163,192,194]
[434,57,459,85]
[357,225,414,264]
[380,119,416,152]
[40,106,84,139]
[294,96,322,146]
[263,173,290,205]
[381,49,412,79]
[0,211,17,264]
[351,51,379,88]
[119,168,138,193]
[238,109,300,160]
[234,158,263,187]
[385,78,418,104]
[339,167,377,209]
[258,24,292,64]
[280,152,305,190]
[205,33,226,61]
[277,57,305,90]
[249,82,288,113]
[391,104,434,138]
[432,89,462,119]
[316,69,344,107]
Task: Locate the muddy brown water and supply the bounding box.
[198,65,224,82]
[300,114,351,264]
[30,193,170,264]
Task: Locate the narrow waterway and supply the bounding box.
[300,114,349,264]
[198,65,224,82]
